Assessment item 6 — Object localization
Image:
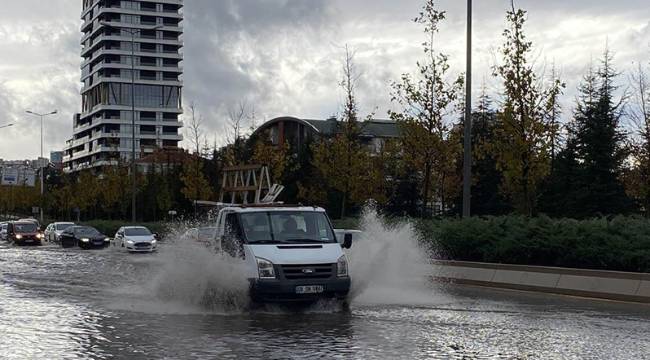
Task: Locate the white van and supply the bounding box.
[215,205,353,302]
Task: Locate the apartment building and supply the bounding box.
[64,0,184,172]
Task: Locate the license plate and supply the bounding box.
[25,239,34,243]
[295,285,324,294]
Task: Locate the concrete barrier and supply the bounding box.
[433,260,650,304]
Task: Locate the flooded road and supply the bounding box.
[1,242,649,359]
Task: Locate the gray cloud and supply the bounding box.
[0,0,649,159]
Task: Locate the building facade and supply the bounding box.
[64,0,184,172]
[251,116,400,154]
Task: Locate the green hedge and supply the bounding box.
[417,215,650,273]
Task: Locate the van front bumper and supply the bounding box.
[250,277,351,302]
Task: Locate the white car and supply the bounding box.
[181,226,218,246]
[113,226,158,252]
[44,222,76,243]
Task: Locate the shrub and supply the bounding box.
[416,215,650,273]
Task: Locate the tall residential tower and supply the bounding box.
[64,0,184,172]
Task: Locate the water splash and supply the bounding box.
[347,208,437,305]
[148,241,251,313]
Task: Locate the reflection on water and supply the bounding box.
[1,241,650,359]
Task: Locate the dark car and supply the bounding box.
[60,226,110,249]
[7,221,44,246]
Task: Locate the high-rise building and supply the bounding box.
[64,0,184,172]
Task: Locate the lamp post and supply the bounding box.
[462,0,473,218]
[100,21,163,223]
[26,110,58,223]
[0,123,14,130]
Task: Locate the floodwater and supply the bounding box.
[1,219,649,359]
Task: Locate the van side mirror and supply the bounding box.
[342,233,353,249]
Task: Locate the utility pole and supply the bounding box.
[462,0,473,218]
[26,110,57,224]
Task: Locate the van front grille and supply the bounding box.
[280,264,334,280]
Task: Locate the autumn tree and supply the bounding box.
[489,3,563,215]
[308,46,383,217]
[389,0,464,215]
[180,156,213,204]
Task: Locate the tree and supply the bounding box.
[389,0,464,216]
[180,156,213,204]
[626,62,650,216]
[469,81,512,215]
[489,3,562,215]
[544,62,565,173]
[566,50,635,216]
[187,102,204,155]
[309,45,383,217]
[224,101,251,166]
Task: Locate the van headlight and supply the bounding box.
[256,257,276,279]
[337,255,348,277]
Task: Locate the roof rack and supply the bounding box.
[218,165,284,204]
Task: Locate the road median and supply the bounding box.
[433,260,650,304]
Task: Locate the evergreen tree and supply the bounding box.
[545,52,635,217]
[470,83,512,215]
[569,50,635,216]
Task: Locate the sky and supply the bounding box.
[0,0,649,160]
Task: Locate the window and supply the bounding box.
[107,84,181,108]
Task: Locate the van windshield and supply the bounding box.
[239,211,335,244]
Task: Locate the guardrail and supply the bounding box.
[432,260,650,304]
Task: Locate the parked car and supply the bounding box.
[59,226,110,249]
[7,221,44,246]
[44,222,76,243]
[113,226,158,253]
[0,222,8,242]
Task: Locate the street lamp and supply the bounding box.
[0,123,14,130]
[462,0,473,218]
[26,109,58,223]
[100,21,164,223]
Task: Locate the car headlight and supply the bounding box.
[15,234,23,240]
[104,237,110,242]
[337,255,348,277]
[126,239,134,245]
[151,239,157,245]
[81,238,90,242]
[256,257,276,279]
[36,233,43,239]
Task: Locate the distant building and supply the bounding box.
[0,159,41,187]
[64,0,184,172]
[50,151,63,165]
[251,116,401,154]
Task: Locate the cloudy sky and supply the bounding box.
[0,0,649,160]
